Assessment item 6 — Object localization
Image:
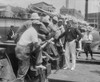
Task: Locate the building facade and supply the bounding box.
[87,12,100,28]
[60,6,84,20]
[28,2,55,12]
[0,17,29,41]
[0,4,28,18]
[0,4,14,17]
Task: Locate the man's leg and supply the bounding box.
[15,45,30,82]
[17,58,30,82]
[84,43,89,60]
[88,44,94,60]
[69,40,76,70]
[84,51,89,60]
[64,42,70,69]
[35,49,46,69]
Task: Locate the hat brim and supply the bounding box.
[31,17,40,20]
[32,20,41,24]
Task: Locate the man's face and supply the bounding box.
[58,21,62,26]
[67,21,72,27]
[52,19,57,24]
[73,23,78,28]
[87,31,90,34]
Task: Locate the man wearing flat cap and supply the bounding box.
[15,13,46,82]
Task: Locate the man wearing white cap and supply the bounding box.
[14,13,40,43]
[58,20,82,70]
[82,27,95,60]
[48,16,60,39]
[15,13,46,82]
[52,16,58,32]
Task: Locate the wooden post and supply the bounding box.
[85,0,88,21]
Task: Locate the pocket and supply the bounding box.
[24,47,30,53]
[15,46,30,60]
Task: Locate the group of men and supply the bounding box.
[8,12,94,82]
[13,13,65,82]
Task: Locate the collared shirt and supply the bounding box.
[18,26,38,46]
[82,32,93,41]
[59,26,82,42]
[48,22,58,32]
[55,25,65,39]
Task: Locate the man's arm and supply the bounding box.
[76,28,82,42]
[58,31,66,40]
[40,23,49,35]
[38,33,46,41]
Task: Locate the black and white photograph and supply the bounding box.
[0,0,100,82]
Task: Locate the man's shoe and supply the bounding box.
[35,65,46,69]
[71,67,75,71]
[63,67,70,70]
[91,58,95,60]
[86,58,88,60]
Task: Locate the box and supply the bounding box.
[45,63,51,76]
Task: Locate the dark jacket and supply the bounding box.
[7,29,15,40]
[59,26,82,42]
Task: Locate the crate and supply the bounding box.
[45,63,51,76]
[0,48,6,59]
[50,57,60,70]
[28,67,41,77]
[59,55,65,69]
[28,68,46,82]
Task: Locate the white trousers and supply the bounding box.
[65,40,76,68]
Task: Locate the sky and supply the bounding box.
[0,0,100,16]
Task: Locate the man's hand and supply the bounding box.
[75,39,78,42]
[38,34,46,40]
[41,34,46,40]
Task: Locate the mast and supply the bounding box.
[85,0,88,21]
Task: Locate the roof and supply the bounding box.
[33,6,54,17]
[0,16,30,20]
[32,2,55,9]
[60,6,67,10]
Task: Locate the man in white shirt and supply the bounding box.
[15,13,46,82]
[82,28,95,60]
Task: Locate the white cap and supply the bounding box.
[53,16,58,22]
[42,15,50,23]
[32,20,42,25]
[65,19,69,24]
[58,19,63,22]
[30,13,40,20]
[87,26,92,32]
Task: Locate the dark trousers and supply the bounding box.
[84,43,93,58]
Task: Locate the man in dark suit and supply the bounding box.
[58,20,82,70]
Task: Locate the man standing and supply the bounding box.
[82,27,95,60]
[7,25,15,40]
[58,20,82,70]
[15,13,46,82]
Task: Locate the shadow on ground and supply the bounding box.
[48,79,76,82]
[90,70,100,76]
